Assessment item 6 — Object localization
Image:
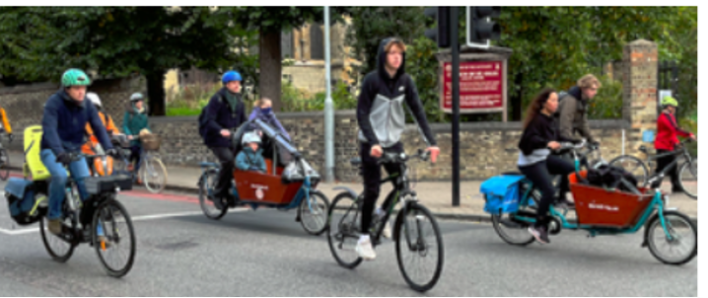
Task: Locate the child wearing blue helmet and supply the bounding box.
[203,70,247,209]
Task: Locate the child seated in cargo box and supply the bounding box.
[236,131,267,173]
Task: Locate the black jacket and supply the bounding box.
[203,88,246,148]
[519,113,574,156]
[356,38,436,147]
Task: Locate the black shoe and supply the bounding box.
[210,192,225,210]
[671,187,684,194]
[528,225,550,244]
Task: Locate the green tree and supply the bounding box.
[347,7,697,123]
[0,7,254,115]
[346,7,426,75]
[231,7,350,112]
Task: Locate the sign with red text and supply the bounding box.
[440,60,506,113]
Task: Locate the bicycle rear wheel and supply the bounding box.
[678,159,697,199]
[0,148,9,181]
[198,169,227,220]
[326,192,363,269]
[40,216,76,263]
[394,203,444,293]
[141,155,167,193]
[92,198,136,278]
[609,155,648,186]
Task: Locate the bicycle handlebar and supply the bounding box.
[376,149,430,165]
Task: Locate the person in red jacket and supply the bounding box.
[652,96,696,191]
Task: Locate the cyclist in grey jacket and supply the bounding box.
[355,37,440,261]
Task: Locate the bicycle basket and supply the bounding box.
[140,134,161,151]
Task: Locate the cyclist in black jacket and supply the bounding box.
[518,88,577,244]
[355,37,440,260]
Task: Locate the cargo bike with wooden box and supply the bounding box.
[3,125,136,277]
[197,118,330,235]
[481,141,697,265]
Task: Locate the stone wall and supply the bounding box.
[139,111,630,183]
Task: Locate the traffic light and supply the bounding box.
[424,7,451,48]
[467,6,501,48]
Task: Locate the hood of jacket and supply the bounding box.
[377,37,406,82]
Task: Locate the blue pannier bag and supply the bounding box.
[480,175,525,214]
[4,177,47,225]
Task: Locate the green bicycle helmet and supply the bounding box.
[661,96,678,107]
[61,69,91,87]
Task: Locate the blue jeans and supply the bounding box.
[40,149,91,220]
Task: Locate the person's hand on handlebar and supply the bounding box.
[370,144,383,158]
[426,146,440,163]
[220,129,231,138]
[56,153,73,166]
[548,141,561,150]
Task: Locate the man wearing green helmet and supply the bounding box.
[40,68,117,236]
[652,95,696,190]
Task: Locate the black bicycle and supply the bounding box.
[39,153,136,278]
[0,130,12,181]
[609,139,697,199]
[327,149,444,292]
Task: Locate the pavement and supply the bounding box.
[3,150,698,222]
[0,180,698,296]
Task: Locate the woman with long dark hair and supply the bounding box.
[518,88,576,244]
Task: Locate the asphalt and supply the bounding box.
[0,180,698,296]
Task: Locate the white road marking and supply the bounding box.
[0,208,249,236]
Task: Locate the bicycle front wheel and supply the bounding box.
[0,148,9,181]
[609,155,648,186]
[298,191,330,236]
[678,159,697,199]
[93,198,136,278]
[326,192,363,269]
[140,155,168,193]
[394,203,444,293]
[646,211,697,265]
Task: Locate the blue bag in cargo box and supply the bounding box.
[480,175,525,214]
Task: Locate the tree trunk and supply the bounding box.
[259,30,282,112]
[145,71,166,116]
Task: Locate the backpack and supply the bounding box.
[586,165,639,194]
[198,94,224,140]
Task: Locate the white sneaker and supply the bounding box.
[356,238,376,260]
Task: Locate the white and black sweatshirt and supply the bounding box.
[357,38,437,148]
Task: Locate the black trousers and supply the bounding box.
[518,155,575,227]
[359,142,403,234]
[210,146,235,198]
[651,149,680,189]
